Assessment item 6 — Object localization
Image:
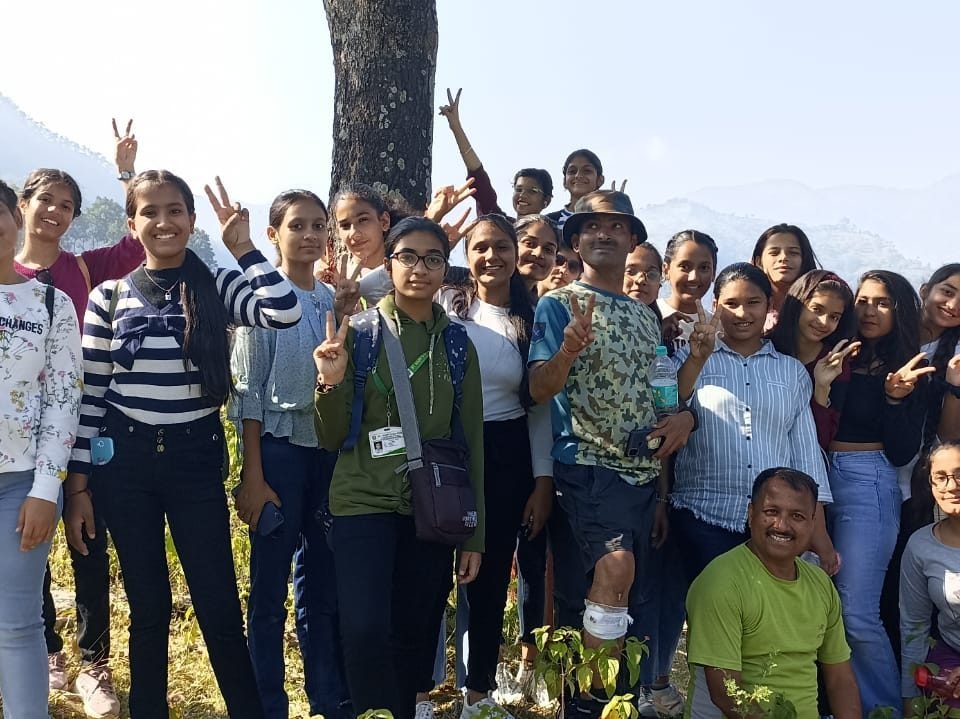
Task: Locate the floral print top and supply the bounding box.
[0,279,82,502]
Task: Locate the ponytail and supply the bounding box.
[180,249,231,403]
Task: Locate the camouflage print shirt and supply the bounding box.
[529,281,661,484]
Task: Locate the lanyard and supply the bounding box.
[371,351,430,397]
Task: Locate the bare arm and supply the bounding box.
[678,353,708,401]
[821,661,862,719]
[529,354,577,405]
[703,667,762,719]
[679,302,722,400]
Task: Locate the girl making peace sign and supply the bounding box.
[64,172,301,719]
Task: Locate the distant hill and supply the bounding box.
[0,93,945,285]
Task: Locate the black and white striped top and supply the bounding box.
[68,250,301,474]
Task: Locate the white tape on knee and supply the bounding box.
[583,600,632,640]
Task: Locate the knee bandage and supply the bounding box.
[583,600,632,640]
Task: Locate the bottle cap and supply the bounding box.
[655,345,667,357]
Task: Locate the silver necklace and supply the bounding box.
[142,266,180,302]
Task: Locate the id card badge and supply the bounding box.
[369,426,406,458]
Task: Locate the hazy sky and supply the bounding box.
[4,0,959,213]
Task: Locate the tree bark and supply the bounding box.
[324,0,438,211]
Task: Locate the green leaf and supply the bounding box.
[576,664,594,694]
[599,656,620,696]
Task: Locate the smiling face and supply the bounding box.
[334,195,390,267]
[921,273,960,333]
[385,230,448,301]
[623,245,662,305]
[126,182,196,268]
[467,223,517,293]
[714,278,768,351]
[19,182,76,244]
[748,477,817,568]
[797,290,847,346]
[664,240,715,308]
[573,214,636,274]
[268,199,328,266]
[512,176,549,216]
[563,155,603,202]
[516,220,558,283]
[539,248,582,294]
[855,278,895,339]
[759,232,803,288]
[930,446,960,518]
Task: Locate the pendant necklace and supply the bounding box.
[142,266,181,302]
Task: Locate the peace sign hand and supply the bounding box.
[438,87,463,127]
[313,311,351,386]
[112,118,138,174]
[204,177,257,259]
[442,208,474,251]
[561,294,596,357]
[813,339,861,389]
[424,178,476,224]
[885,352,936,399]
[609,179,628,193]
[688,300,722,360]
[332,255,363,319]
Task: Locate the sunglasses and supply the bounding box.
[35,268,54,286]
[555,256,583,274]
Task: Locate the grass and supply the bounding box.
[45,417,689,718]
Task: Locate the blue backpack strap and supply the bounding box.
[342,308,381,450]
[442,322,469,445]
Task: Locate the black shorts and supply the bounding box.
[553,462,657,573]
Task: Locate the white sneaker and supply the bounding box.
[516,664,552,707]
[650,684,684,717]
[460,695,514,719]
[636,688,659,719]
[74,665,121,719]
[48,651,69,691]
[491,662,522,705]
[415,700,436,719]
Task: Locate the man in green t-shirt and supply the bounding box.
[685,468,861,718]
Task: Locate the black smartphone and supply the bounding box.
[257,501,285,538]
[625,427,662,459]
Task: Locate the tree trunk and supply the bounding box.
[324,0,438,212]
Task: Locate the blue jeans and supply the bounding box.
[826,450,902,716]
[0,471,60,719]
[247,436,348,719]
[671,506,749,585]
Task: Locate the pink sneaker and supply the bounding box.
[48,651,69,691]
[74,665,121,719]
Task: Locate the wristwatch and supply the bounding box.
[118,170,135,181]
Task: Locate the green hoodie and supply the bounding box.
[315,294,486,553]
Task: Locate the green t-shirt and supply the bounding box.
[685,544,850,718]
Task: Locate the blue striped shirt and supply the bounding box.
[672,339,832,532]
[69,250,301,474]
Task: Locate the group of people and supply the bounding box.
[0,103,958,719]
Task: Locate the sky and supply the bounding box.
[4,0,960,216]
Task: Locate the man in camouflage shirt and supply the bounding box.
[529,191,696,715]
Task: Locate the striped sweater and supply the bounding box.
[69,250,301,475]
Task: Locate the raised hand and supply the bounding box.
[204,177,256,258]
[313,310,351,386]
[332,255,362,318]
[947,354,960,387]
[424,178,476,223]
[885,351,936,399]
[112,118,138,174]
[688,300,722,360]
[660,312,691,349]
[315,236,340,286]
[442,208,473,250]
[609,179,628,193]
[561,293,596,357]
[438,87,463,127]
[813,339,861,389]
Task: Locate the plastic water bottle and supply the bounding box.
[648,345,679,418]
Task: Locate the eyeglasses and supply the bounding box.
[625,268,662,283]
[35,268,54,286]
[555,256,583,274]
[512,185,544,197]
[932,473,960,488]
[389,250,447,272]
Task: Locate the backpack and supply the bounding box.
[44,284,55,324]
[342,308,468,450]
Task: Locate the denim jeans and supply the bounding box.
[671,506,749,585]
[42,496,110,664]
[248,436,348,719]
[333,513,454,719]
[826,450,902,714]
[516,525,548,644]
[0,471,59,719]
[93,410,264,719]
